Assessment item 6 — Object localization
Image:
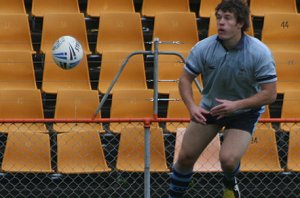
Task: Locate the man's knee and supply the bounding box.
[220,154,239,172]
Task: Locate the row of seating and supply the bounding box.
[2,0,299,18]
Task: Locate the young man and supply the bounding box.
[169,0,277,198]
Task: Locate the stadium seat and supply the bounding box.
[98,51,147,94]
[280,90,300,132]
[31,0,80,17]
[173,128,222,172]
[272,51,300,94]
[53,90,104,133]
[116,126,169,172]
[40,13,91,54]
[257,105,273,129]
[250,0,297,17]
[141,0,190,18]
[57,131,111,173]
[42,52,91,94]
[166,89,202,132]
[208,12,254,36]
[199,0,221,18]
[1,132,53,173]
[261,13,300,52]
[240,128,283,172]
[0,0,27,14]
[109,89,157,133]
[96,12,145,54]
[287,129,300,171]
[0,51,37,90]
[86,0,135,17]
[152,12,199,54]
[0,14,34,53]
[0,89,47,133]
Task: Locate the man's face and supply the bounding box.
[216,10,243,40]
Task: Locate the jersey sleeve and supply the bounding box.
[255,49,277,84]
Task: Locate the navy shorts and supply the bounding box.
[204,108,262,134]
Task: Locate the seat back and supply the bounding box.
[41,13,91,54]
[152,12,199,53]
[98,51,147,94]
[87,0,135,17]
[96,12,145,53]
[0,14,34,53]
[287,129,300,171]
[199,0,221,18]
[0,0,27,14]
[280,90,300,131]
[141,0,190,17]
[0,51,37,90]
[250,0,297,17]
[32,0,80,17]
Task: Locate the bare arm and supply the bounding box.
[179,70,209,124]
[210,82,277,118]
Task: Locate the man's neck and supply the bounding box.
[222,33,242,50]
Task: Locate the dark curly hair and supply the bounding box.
[215,0,250,32]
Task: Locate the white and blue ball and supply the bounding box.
[52,36,83,70]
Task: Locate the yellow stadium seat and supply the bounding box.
[1,132,53,173]
[173,128,222,172]
[0,89,47,133]
[42,52,91,94]
[98,51,147,94]
[31,0,80,17]
[250,0,297,17]
[57,131,111,173]
[0,0,27,14]
[0,51,37,90]
[287,129,300,171]
[261,13,300,52]
[86,0,135,17]
[0,14,34,53]
[199,0,221,18]
[141,0,190,18]
[116,126,169,172]
[40,13,91,54]
[96,12,145,54]
[53,90,104,133]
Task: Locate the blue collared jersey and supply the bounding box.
[184,34,277,113]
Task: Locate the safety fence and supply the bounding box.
[0,118,299,198]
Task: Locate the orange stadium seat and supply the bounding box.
[0,0,27,14]
[250,0,297,17]
[0,89,47,133]
[116,126,169,172]
[280,90,300,132]
[96,12,145,54]
[173,128,222,172]
[241,128,283,172]
[286,129,300,171]
[141,0,190,18]
[152,12,199,54]
[208,13,254,36]
[57,131,111,173]
[166,89,202,132]
[199,0,221,18]
[98,51,147,94]
[53,90,104,133]
[1,132,53,173]
[0,14,34,53]
[31,0,80,17]
[261,13,300,52]
[86,0,135,17]
[0,51,37,90]
[272,51,300,94]
[40,13,91,54]
[109,89,157,133]
[42,52,91,94]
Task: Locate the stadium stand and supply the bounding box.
[116,126,169,172]
[2,132,53,173]
[31,0,80,17]
[86,0,135,17]
[141,0,190,18]
[96,12,145,53]
[57,131,111,173]
[53,90,104,133]
[199,0,221,18]
[0,14,34,53]
[250,0,298,17]
[0,0,27,14]
[98,51,147,94]
[0,51,37,90]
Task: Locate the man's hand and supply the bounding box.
[210,98,238,119]
[189,105,210,125]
